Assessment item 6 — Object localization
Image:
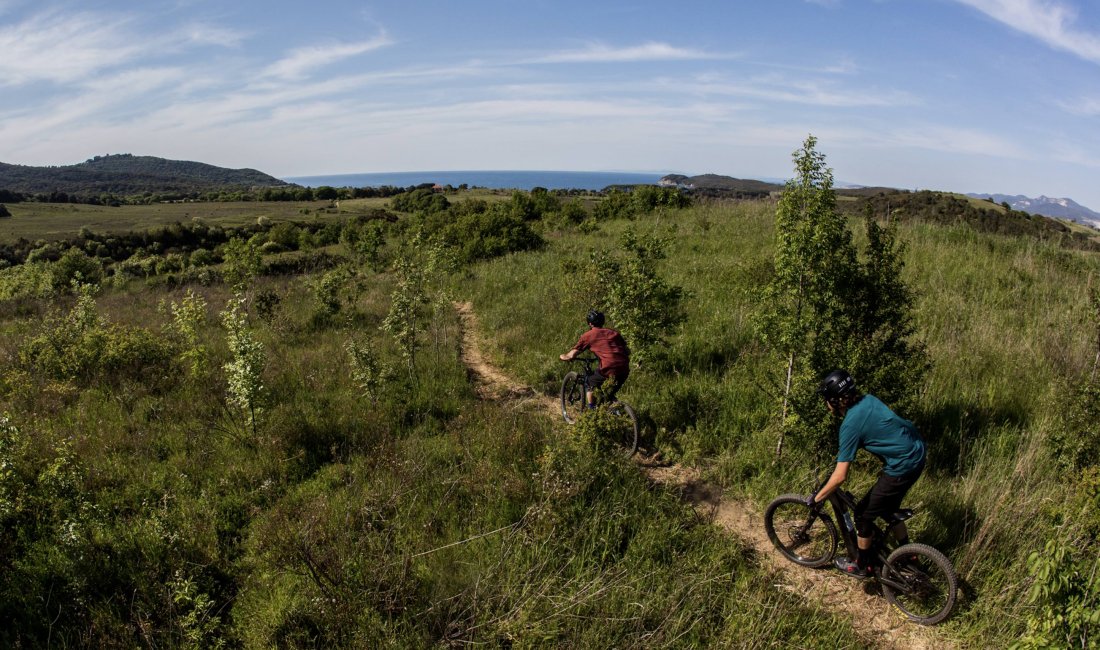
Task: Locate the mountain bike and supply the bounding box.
[763,480,958,625]
[560,354,639,457]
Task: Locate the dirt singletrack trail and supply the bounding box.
[453,301,954,650]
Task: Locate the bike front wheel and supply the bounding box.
[607,402,639,457]
[881,543,958,625]
[764,494,839,568]
[561,371,585,424]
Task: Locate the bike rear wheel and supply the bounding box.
[881,543,958,625]
[607,402,639,457]
[764,494,839,568]
[561,371,585,424]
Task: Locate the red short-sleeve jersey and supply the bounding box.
[572,327,630,376]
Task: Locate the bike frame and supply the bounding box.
[818,485,914,590]
[566,354,620,406]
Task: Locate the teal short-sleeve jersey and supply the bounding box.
[838,395,925,476]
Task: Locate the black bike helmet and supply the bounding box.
[818,369,856,400]
[586,310,605,327]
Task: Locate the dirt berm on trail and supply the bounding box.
[453,301,954,650]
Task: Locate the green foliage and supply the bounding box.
[221,295,265,432]
[381,257,430,372]
[558,198,589,225]
[341,220,387,271]
[1050,286,1100,470]
[443,202,545,263]
[52,248,104,291]
[165,289,210,379]
[588,228,686,362]
[345,339,395,405]
[592,188,633,220]
[1011,540,1099,649]
[220,236,262,291]
[630,185,692,213]
[0,414,102,646]
[19,283,176,387]
[0,261,54,302]
[754,136,926,456]
[310,265,353,320]
[389,188,450,214]
[571,403,635,455]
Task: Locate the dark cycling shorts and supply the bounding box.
[854,461,924,537]
[585,369,628,402]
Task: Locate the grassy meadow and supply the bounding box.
[0,185,1097,647]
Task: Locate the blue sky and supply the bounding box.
[2,0,1099,209]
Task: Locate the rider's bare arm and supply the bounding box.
[560,348,579,361]
[814,461,851,503]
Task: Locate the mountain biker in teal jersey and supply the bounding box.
[808,369,926,578]
[559,310,630,407]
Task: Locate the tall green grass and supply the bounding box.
[0,226,867,646]
[463,200,1100,646]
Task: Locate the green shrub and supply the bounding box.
[52,248,103,290]
[19,284,176,387]
[443,204,544,263]
[1011,539,1099,649]
[390,188,449,214]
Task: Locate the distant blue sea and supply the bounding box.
[282,170,666,191]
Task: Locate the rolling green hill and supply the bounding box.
[0,154,292,198]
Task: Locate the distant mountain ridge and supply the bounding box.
[966,193,1100,229]
[0,154,291,197]
[659,173,782,194]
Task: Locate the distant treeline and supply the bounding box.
[0,183,622,207]
[845,190,1100,252]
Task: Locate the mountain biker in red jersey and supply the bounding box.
[809,369,926,578]
[559,310,630,407]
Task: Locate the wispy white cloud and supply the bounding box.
[0,9,248,87]
[0,10,147,85]
[954,0,1100,64]
[261,33,393,79]
[531,41,731,64]
[876,124,1027,158]
[179,22,249,48]
[660,73,915,108]
[1056,95,1100,116]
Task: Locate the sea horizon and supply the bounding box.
[282,170,670,191]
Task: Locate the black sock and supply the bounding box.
[857,548,873,568]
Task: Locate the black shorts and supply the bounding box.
[585,369,628,401]
[854,461,924,537]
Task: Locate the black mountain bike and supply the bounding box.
[764,481,958,625]
[560,354,639,457]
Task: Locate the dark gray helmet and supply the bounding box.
[818,369,856,400]
[586,310,605,327]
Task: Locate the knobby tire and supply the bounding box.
[764,494,839,568]
[881,542,958,625]
[560,371,584,424]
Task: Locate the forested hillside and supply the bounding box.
[0,150,1097,647]
[0,154,291,201]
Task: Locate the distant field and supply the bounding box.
[0,191,520,242]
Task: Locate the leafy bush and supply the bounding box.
[19,284,176,387]
[1050,377,1100,471]
[390,188,449,214]
[586,229,686,362]
[592,188,633,220]
[221,295,265,433]
[51,248,103,290]
[1011,540,1099,649]
[442,203,544,263]
[0,261,54,302]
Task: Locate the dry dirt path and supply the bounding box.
[453,301,954,650]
